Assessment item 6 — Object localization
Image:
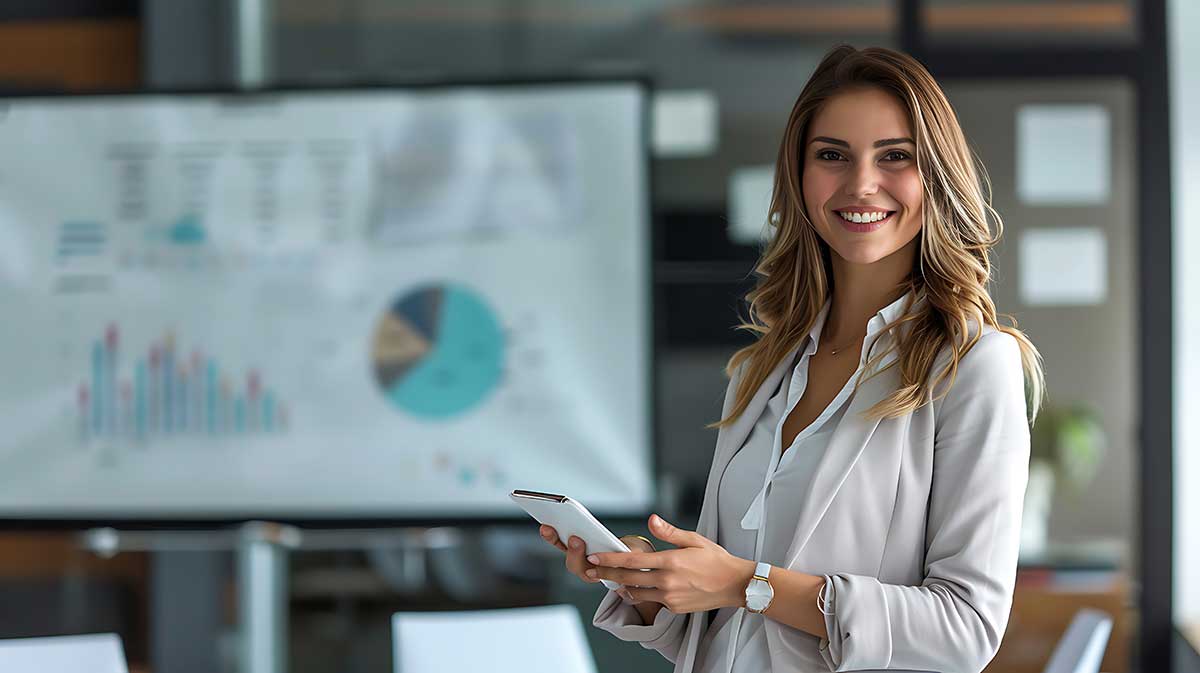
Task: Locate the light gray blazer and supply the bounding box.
[593,321,1031,673]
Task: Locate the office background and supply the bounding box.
[0,1,1197,672]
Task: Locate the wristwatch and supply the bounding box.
[744,562,774,614]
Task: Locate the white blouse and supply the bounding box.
[594,291,912,673]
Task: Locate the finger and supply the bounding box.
[649,514,711,549]
[540,526,567,552]
[539,526,566,551]
[587,550,669,569]
[589,567,664,588]
[566,536,597,582]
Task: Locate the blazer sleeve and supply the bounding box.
[591,359,748,664]
[592,589,691,663]
[817,330,1030,673]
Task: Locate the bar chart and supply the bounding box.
[76,323,289,443]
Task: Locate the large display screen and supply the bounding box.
[0,82,652,522]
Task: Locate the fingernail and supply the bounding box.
[570,538,580,548]
[586,569,597,578]
[587,554,599,564]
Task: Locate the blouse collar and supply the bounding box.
[802,289,917,358]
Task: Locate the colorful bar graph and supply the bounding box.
[77,323,289,443]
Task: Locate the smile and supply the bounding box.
[835,210,896,233]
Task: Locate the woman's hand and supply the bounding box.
[537,525,659,606]
[585,514,756,615]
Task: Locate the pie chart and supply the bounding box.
[371,283,505,419]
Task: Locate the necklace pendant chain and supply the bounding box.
[826,334,865,357]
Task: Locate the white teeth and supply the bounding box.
[837,210,890,224]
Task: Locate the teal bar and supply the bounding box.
[207,361,217,434]
[163,347,174,433]
[135,361,147,440]
[263,392,274,432]
[91,340,103,435]
[235,396,245,433]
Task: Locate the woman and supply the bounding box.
[539,44,1044,673]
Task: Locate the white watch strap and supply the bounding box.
[755,561,771,579]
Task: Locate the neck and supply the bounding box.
[823,237,918,346]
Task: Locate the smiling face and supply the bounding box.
[801,86,924,266]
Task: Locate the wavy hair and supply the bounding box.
[710,44,1045,429]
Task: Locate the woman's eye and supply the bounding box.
[816,149,910,162]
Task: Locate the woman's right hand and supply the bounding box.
[538,524,657,605]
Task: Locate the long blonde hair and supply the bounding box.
[710,44,1045,429]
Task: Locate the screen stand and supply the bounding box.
[81,521,301,673]
[238,522,301,673]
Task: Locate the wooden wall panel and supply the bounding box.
[0,18,140,90]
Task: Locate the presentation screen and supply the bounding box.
[0,81,653,523]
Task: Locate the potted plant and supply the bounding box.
[1021,404,1107,559]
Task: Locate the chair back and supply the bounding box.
[392,604,596,673]
[1042,608,1114,673]
[0,633,127,673]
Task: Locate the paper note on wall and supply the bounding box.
[728,165,775,245]
[1019,227,1107,306]
[652,90,718,157]
[1016,104,1111,205]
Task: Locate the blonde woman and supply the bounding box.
[539,44,1044,673]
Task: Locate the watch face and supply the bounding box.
[746,580,772,611]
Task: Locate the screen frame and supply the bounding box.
[0,75,658,530]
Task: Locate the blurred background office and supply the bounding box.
[0,1,1197,672]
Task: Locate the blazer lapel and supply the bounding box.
[782,344,901,569]
[678,343,800,673]
[696,343,800,542]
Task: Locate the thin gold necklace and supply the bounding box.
[824,333,865,357]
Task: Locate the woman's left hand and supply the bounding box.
[586,514,755,615]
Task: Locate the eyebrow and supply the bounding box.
[809,136,915,148]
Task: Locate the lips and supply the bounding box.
[835,210,895,233]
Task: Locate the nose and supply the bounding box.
[843,161,880,198]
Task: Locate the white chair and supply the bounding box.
[0,633,127,673]
[1041,608,1114,673]
[392,604,597,673]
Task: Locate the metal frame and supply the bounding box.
[901,1,1174,672]
[0,75,661,531]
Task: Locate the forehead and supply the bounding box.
[807,87,913,143]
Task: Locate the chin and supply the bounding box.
[829,242,897,266]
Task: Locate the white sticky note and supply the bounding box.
[652,90,718,157]
[728,165,775,244]
[1019,227,1107,306]
[1016,104,1111,205]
